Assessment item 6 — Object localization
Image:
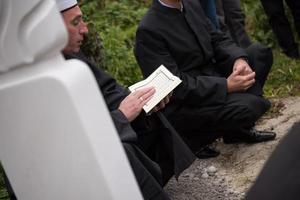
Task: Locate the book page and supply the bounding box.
[129,65,182,113]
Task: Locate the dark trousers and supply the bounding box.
[216,0,252,48]
[260,0,300,56]
[168,44,272,151]
[247,123,300,199]
[123,144,170,200]
[132,113,195,184]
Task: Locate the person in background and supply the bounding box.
[199,0,252,48]
[199,0,220,29]
[260,0,300,59]
[247,122,300,199]
[216,0,252,48]
[55,0,195,199]
[135,0,276,156]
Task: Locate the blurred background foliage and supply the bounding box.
[0,164,9,200]
[1,0,300,199]
[80,0,151,86]
[79,0,300,96]
[241,0,300,97]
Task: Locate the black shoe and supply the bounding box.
[195,145,220,159]
[245,129,276,143]
[224,128,276,144]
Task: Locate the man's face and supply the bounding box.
[62,5,88,54]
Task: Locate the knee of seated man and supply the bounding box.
[240,105,259,124]
[247,43,273,70]
[229,92,271,111]
[231,95,270,124]
[245,97,269,118]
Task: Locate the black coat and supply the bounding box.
[63,53,195,183]
[135,0,272,149]
[247,123,300,200]
[135,0,248,112]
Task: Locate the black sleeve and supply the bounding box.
[64,52,130,110]
[88,65,129,110]
[110,109,137,143]
[135,28,228,106]
[204,17,248,75]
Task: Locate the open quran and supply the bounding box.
[129,65,182,113]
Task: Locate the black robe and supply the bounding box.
[247,122,300,200]
[135,0,273,150]
[64,53,195,199]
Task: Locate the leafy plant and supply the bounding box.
[264,49,300,97]
[0,165,9,200]
[242,0,277,47]
[81,0,148,86]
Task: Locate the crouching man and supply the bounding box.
[55,0,195,199]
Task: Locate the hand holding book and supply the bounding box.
[118,87,155,121]
[129,65,182,113]
[151,91,172,113]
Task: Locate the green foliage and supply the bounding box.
[242,0,299,48]
[242,0,276,47]
[81,0,300,95]
[241,0,300,97]
[81,0,300,91]
[0,165,9,200]
[264,49,300,97]
[81,0,148,86]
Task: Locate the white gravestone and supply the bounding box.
[0,0,143,199]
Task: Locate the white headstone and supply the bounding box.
[0,0,143,199]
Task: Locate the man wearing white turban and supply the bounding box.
[55,0,195,199]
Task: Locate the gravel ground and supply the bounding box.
[165,97,300,200]
[165,158,244,200]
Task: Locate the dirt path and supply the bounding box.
[165,97,300,200]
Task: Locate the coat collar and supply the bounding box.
[152,0,184,14]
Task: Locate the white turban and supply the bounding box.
[55,0,78,12]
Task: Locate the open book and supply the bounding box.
[129,65,182,113]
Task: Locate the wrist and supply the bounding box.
[226,79,232,93]
[237,56,249,63]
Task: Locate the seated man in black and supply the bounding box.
[134,0,276,154]
[55,0,195,199]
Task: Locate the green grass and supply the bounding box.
[262,49,300,119]
[265,49,300,98]
[0,165,9,200]
[0,189,9,200]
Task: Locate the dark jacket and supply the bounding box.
[135,0,248,113]
[63,52,195,183]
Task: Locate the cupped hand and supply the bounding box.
[227,65,256,93]
[151,91,173,113]
[118,87,155,122]
[233,58,253,75]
